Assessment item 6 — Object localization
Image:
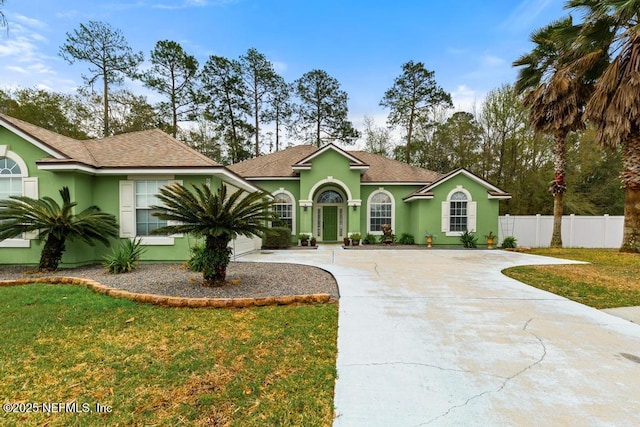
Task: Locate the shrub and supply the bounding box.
[350,233,361,241]
[501,236,518,249]
[460,230,478,248]
[263,226,292,249]
[104,238,146,274]
[398,233,415,245]
[379,234,396,244]
[363,233,377,245]
[187,243,207,272]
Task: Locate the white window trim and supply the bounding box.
[119,179,182,245]
[272,188,296,235]
[0,151,37,246]
[442,186,476,236]
[367,188,395,235]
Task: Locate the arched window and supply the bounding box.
[0,151,37,247]
[273,189,295,234]
[442,187,476,235]
[368,190,394,234]
[0,157,23,201]
[316,190,343,204]
[449,191,468,232]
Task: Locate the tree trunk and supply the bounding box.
[39,235,66,271]
[202,235,232,287]
[620,133,640,253]
[405,107,415,163]
[549,130,567,248]
[254,78,260,157]
[103,76,110,137]
[550,192,564,248]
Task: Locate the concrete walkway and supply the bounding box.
[241,248,640,426]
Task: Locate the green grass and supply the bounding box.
[0,284,338,426]
[503,248,640,309]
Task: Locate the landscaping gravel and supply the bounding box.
[0,262,339,300]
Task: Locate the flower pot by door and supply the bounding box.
[426,236,433,248]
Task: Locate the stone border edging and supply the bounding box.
[0,276,333,308]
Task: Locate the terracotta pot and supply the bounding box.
[426,236,433,248]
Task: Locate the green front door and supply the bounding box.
[323,206,338,241]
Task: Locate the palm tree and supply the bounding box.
[0,187,119,270]
[514,17,602,247]
[566,0,640,252]
[151,183,276,287]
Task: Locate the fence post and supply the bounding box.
[536,214,541,247]
[569,214,575,248]
[603,214,609,247]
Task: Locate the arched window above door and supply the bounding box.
[316,190,344,204]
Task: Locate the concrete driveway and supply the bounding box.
[241,247,640,426]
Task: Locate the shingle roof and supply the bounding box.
[227,144,443,183]
[0,113,221,169]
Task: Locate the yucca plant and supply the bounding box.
[103,238,146,274]
[151,183,277,287]
[0,186,119,270]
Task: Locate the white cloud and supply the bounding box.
[451,85,481,114]
[272,60,288,74]
[500,0,553,33]
[483,54,505,67]
[14,15,48,30]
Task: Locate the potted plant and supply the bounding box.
[485,231,496,249]
[381,224,393,245]
[424,231,436,248]
[350,233,361,246]
[343,236,350,246]
[299,233,310,246]
[310,236,317,246]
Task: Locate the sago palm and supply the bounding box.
[151,183,276,286]
[0,186,119,270]
[567,0,640,252]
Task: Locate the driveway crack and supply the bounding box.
[416,324,547,426]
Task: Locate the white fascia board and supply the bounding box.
[37,164,262,193]
[488,194,512,200]
[292,165,312,170]
[404,194,435,202]
[244,177,300,181]
[0,122,66,159]
[362,181,431,186]
[419,169,503,194]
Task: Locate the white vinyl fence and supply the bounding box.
[498,214,624,248]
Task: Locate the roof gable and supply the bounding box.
[228,144,442,184]
[293,143,367,167]
[404,168,511,201]
[0,113,221,170]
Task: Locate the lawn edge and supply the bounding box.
[0,277,334,308]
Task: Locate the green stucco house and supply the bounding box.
[0,114,262,267]
[228,143,511,246]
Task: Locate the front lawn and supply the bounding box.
[0,284,338,426]
[503,248,640,309]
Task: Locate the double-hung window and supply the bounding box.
[368,190,394,234]
[119,179,180,244]
[273,192,294,232]
[442,187,476,236]
[135,180,168,236]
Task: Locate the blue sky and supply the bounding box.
[0,0,567,132]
